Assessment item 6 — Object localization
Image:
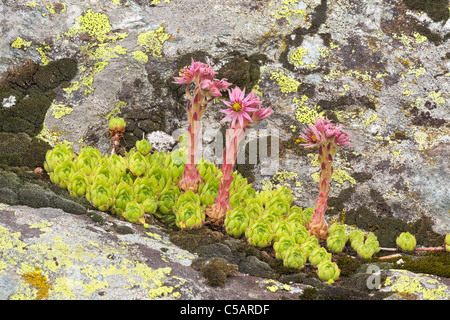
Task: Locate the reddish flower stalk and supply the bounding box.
[174,58,231,192]
[207,87,273,224]
[299,118,351,239]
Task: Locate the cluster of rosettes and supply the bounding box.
[348,229,380,259]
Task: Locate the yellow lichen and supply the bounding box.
[137,27,171,58]
[270,70,301,95]
[51,104,74,119]
[132,50,149,63]
[11,37,32,50]
[20,268,52,300]
[384,272,448,300]
[36,42,51,66]
[294,95,324,125]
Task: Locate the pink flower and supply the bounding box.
[173,58,208,84]
[220,87,262,128]
[251,106,273,125]
[299,117,351,148]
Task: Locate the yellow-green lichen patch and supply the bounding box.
[383,271,448,300]
[105,101,127,120]
[11,37,32,51]
[150,0,171,4]
[36,42,51,66]
[132,50,149,63]
[270,70,301,95]
[294,95,325,125]
[137,26,171,58]
[270,0,309,27]
[19,268,52,300]
[51,104,74,119]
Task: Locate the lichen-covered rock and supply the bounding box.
[0,0,448,238]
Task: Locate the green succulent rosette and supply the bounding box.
[266,196,290,217]
[198,179,220,206]
[112,181,134,216]
[349,229,365,244]
[309,247,332,267]
[50,159,77,189]
[86,178,113,211]
[90,161,116,185]
[283,245,307,270]
[148,166,170,195]
[317,261,340,284]
[44,143,75,173]
[106,153,127,174]
[326,233,347,253]
[128,151,150,177]
[245,219,274,248]
[135,139,152,156]
[351,239,364,252]
[79,146,102,163]
[255,189,272,208]
[67,171,89,197]
[116,171,135,186]
[272,219,294,242]
[328,222,347,240]
[224,207,250,237]
[197,158,221,182]
[396,232,416,251]
[273,236,297,260]
[445,234,450,252]
[109,117,126,132]
[365,238,380,254]
[291,224,310,245]
[357,244,375,259]
[299,238,319,259]
[286,208,304,226]
[156,185,180,217]
[133,177,156,203]
[301,207,314,225]
[142,197,158,214]
[176,190,201,209]
[175,202,205,230]
[123,201,145,224]
[273,185,294,205]
[244,199,264,220]
[75,152,100,176]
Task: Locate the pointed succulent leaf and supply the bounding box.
[90,161,116,185]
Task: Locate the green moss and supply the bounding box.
[384,252,450,278]
[403,0,449,23]
[197,257,238,286]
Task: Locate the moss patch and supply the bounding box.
[402,0,449,23]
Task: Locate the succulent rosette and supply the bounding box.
[176,190,201,209]
[90,161,116,185]
[272,219,294,242]
[273,236,297,260]
[148,166,170,195]
[128,151,150,177]
[86,178,113,211]
[300,238,320,259]
[283,245,307,270]
[75,152,100,176]
[157,185,180,217]
[116,171,135,186]
[396,232,416,251]
[286,209,304,226]
[123,201,145,224]
[44,143,75,173]
[326,233,347,253]
[106,153,127,174]
[224,207,250,237]
[349,229,365,244]
[133,177,156,203]
[109,117,126,132]
[365,237,380,254]
[244,199,264,220]
[112,181,134,216]
[273,185,294,205]
[351,238,364,252]
[255,189,272,208]
[301,207,314,225]
[328,222,347,240]
[266,196,290,217]
[309,247,332,267]
[135,139,152,156]
[445,234,450,252]
[291,224,310,245]
[245,219,274,248]
[67,171,89,197]
[198,179,220,206]
[142,197,158,215]
[49,159,77,189]
[357,244,375,259]
[317,261,340,284]
[175,202,205,230]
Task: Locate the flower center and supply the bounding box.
[311,133,317,142]
[231,102,242,112]
[179,66,191,78]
